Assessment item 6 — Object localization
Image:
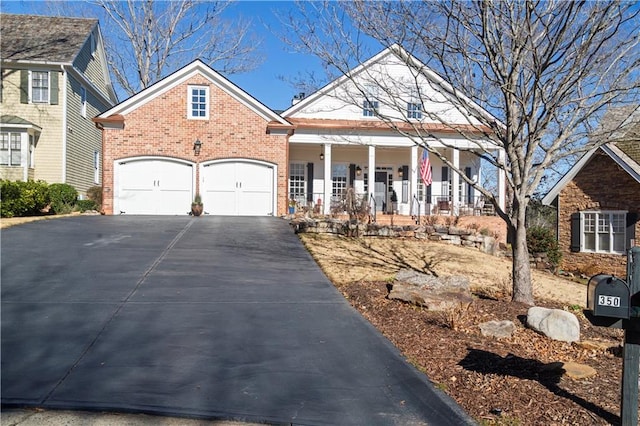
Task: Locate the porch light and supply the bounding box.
[356,166,362,176]
[320,151,324,161]
[193,139,202,155]
[398,167,403,177]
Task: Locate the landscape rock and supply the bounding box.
[388,283,473,311]
[527,307,580,343]
[575,339,617,352]
[389,270,473,311]
[395,269,470,291]
[543,361,597,380]
[478,320,516,338]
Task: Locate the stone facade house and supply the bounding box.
[543,107,640,275]
[0,14,117,196]
[94,60,291,216]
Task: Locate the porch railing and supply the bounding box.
[289,192,496,217]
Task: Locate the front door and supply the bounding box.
[374,171,387,212]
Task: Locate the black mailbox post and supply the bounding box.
[584,247,640,426]
[587,274,630,319]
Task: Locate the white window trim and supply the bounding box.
[29,70,50,104]
[94,150,100,184]
[407,101,423,120]
[187,85,210,120]
[80,86,87,118]
[580,210,627,254]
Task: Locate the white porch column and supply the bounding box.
[323,144,332,215]
[498,149,506,212]
[410,145,418,214]
[452,148,460,215]
[368,145,376,208]
[21,133,29,181]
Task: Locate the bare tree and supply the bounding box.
[282,0,640,305]
[55,0,262,97]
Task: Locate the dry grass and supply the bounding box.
[300,233,587,307]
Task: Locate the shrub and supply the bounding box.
[48,183,78,214]
[527,226,562,268]
[0,180,50,217]
[86,186,102,210]
[76,199,98,212]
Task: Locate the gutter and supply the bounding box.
[60,64,67,183]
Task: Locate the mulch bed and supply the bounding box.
[339,280,632,425]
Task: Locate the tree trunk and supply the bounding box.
[510,210,535,305]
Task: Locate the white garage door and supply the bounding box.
[117,159,193,215]
[201,161,274,216]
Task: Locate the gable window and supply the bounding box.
[1,132,22,166]
[581,211,626,254]
[407,102,422,119]
[289,163,305,202]
[31,71,49,103]
[362,85,379,117]
[188,85,209,119]
[80,86,87,118]
[363,100,378,117]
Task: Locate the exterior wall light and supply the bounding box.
[356,166,362,176]
[398,167,403,178]
[194,139,202,155]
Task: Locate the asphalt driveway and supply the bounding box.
[1,216,473,425]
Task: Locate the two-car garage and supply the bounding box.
[115,158,275,216]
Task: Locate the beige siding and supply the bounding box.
[0,166,24,181]
[72,31,113,101]
[1,67,64,185]
[66,75,108,194]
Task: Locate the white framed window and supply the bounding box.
[1,133,19,166]
[31,71,49,103]
[0,132,22,166]
[363,100,379,117]
[362,85,379,117]
[407,102,422,119]
[581,211,627,254]
[332,164,348,197]
[94,150,100,184]
[188,85,209,119]
[289,163,305,200]
[80,86,87,118]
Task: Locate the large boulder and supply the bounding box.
[389,270,473,311]
[527,307,580,343]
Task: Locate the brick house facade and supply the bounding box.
[555,147,639,274]
[95,60,291,216]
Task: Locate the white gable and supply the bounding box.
[283,45,490,127]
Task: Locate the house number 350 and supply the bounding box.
[598,295,621,307]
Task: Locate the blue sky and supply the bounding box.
[1,1,372,111]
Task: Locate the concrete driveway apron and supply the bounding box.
[2,216,474,425]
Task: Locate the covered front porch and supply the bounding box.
[287,142,506,219]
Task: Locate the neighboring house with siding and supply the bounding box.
[0,14,117,196]
[542,106,640,275]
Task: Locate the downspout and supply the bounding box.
[60,65,67,183]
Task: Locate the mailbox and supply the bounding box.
[587,274,630,319]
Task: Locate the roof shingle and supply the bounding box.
[0,14,97,63]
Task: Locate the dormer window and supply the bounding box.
[188,85,209,119]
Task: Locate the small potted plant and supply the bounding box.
[191,194,203,216]
[288,198,297,214]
